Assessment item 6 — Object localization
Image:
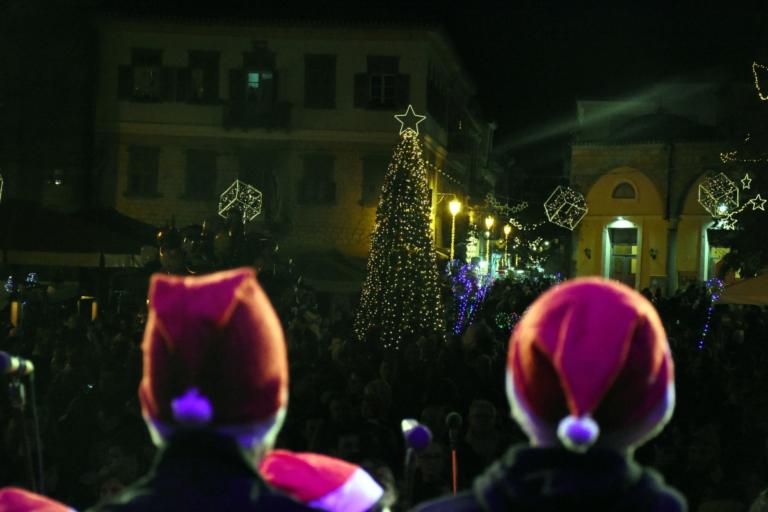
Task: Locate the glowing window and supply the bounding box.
[612,182,636,199]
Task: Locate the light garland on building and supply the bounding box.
[544,186,588,230]
[355,107,445,349]
[753,61,768,101]
[699,172,765,229]
[485,193,528,218]
[218,179,263,224]
[698,277,724,350]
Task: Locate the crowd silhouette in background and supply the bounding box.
[0,265,767,511]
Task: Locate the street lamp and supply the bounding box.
[484,215,495,274]
[448,199,461,261]
[503,224,512,267]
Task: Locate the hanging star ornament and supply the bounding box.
[752,194,766,211]
[741,173,752,190]
[394,104,426,135]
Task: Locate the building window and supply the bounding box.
[126,147,160,197]
[298,155,335,205]
[304,54,336,108]
[185,150,217,200]
[182,51,219,103]
[361,155,388,206]
[131,48,162,100]
[117,48,176,102]
[354,56,409,109]
[612,182,636,199]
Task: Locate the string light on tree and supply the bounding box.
[355,106,445,349]
[543,186,588,230]
[218,179,263,224]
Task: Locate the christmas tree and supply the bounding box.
[355,108,445,349]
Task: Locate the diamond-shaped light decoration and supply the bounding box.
[218,179,263,224]
[544,186,588,230]
[698,173,739,218]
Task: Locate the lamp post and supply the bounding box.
[484,215,495,274]
[448,199,461,261]
[503,224,512,267]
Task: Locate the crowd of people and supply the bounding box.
[0,263,766,511]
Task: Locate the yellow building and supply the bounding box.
[92,16,493,264]
[570,98,730,292]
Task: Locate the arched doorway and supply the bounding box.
[603,217,640,288]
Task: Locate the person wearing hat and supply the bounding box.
[88,268,314,511]
[260,450,384,512]
[414,277,686,511]
[0,487,73,512]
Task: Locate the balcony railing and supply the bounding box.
[223,100,292,130]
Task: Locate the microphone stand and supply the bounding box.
[449,432,458,496]
[7,374,44,493]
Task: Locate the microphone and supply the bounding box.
[446,411,463,447]
[0,351,35,376]
[401,419,432,452]
[445,412,463,496]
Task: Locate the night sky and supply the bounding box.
[89,2,768,159]
[8,1,768,172]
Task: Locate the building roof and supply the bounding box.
[605,110,722,144]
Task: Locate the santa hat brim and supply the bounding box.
[145,406,286,449]
[506,372,675,452]
[306,467,384,512]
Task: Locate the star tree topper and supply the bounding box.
[394,105,426,135]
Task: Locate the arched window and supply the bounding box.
[612,182,636,199]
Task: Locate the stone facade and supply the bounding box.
[93,18,491,259]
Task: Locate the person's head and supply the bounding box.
[467,399,497,436]
[416,442,448,483]
[506,277,675,455]
[139,268,289,458]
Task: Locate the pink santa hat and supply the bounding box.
[506,277,675,452]
[139,268,289,447]
[0,487,74,512]
[260,450,383,512]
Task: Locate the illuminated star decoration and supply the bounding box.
[394,104,426,136]
[752,193,766,211]
[753,61,768,101]
[699,172,766,229]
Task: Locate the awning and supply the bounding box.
[719,274,768,306]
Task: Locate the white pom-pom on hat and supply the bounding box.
[557,415,600,453]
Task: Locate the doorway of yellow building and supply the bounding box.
[607,227,638,288]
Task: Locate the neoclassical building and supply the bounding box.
[570,97,731,292]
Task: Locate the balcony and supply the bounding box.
[223,100,292,131]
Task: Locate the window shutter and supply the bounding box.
[229,69,245,101]
[204,66,219,101]
[270,70,279,103]
[395,74,410,107]
[176,68,191,102]
[354,73,368,108]
[159,67,176,101]
[118,65,132,99]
